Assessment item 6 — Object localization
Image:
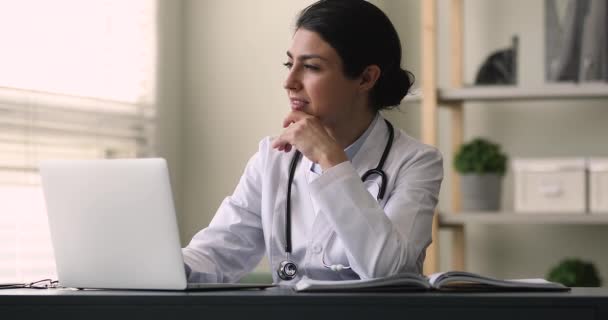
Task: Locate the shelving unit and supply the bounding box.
[419,0,608,275]
[439,212,608,227]
[440,84,608,102]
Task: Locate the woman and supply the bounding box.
[183,0,443,284]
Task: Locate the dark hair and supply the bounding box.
[296,0,414,111]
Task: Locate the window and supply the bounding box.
[0,0,157,283]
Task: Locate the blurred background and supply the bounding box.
[0,0,606,285]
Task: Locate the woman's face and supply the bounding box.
[283,29,362,126]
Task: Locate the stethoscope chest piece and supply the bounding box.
[277,260,298,281]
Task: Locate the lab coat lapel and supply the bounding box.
[350,115,390,175]
[300,155,333,244]
[351,116,391,202]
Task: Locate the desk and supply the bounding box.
[1,287,607,320]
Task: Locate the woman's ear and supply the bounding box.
[358,65,381,92]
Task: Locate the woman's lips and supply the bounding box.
[290,98,309,110]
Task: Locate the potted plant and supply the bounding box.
[547,258,602,287]
[454,138,508,211]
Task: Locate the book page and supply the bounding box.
[294,273,430,292]
[428,271,568,291]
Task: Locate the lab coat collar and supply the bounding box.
[344,113,379,162]
[350,113,392,176]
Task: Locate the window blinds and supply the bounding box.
[0,0,157,283]
[0,87,155,185]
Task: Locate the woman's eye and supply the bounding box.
[282,62,319,71]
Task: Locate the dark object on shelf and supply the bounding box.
[578,0,608,81]
[547,258,602,287]
[546,0,607,82]
[474,36,518,85]
[545,0,589,82]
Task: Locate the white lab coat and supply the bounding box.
[182,115,443,284]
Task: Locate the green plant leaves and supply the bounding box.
[454,138,508,175]
[547,258,602,287]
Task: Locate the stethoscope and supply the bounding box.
[277,119,395,281]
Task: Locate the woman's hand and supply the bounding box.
[271,111,348,170]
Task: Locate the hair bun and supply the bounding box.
[373,68,414,109]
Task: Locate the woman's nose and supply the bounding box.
[283,69,301,91]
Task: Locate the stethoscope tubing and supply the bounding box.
[285,149,302,254]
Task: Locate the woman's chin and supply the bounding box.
[291,106,314,116]
[291,104,307,112]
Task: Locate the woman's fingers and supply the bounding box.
[271,132,293,153]
[274,112,306,152]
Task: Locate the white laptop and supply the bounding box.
[39,158,272,291]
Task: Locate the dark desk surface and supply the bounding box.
[1,287,607,320]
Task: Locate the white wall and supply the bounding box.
[175,0,608,282]
[156,0,184,215]
[180,0,317,243]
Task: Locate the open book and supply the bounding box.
[294,271,570,292]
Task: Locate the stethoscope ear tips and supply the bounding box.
[330,264,344,272]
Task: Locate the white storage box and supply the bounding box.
[513,158,586,213]
[589,158,608,214]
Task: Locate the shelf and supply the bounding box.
[438,212,608,227]
[438,83,608,103]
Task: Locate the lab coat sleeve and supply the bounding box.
[308,146,443,279]
[181,140,267,283]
